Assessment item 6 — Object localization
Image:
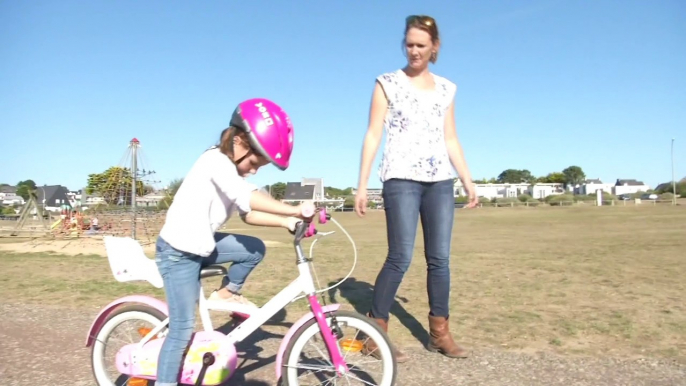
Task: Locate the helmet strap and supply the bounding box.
[226,127,254,166]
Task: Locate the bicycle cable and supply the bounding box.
[291,217,358,302]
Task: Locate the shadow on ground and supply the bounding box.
[327,276,430,347]
[214,307,293,385]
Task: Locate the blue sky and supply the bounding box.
[1,0,684,191]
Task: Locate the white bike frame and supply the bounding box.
[137,239,326,347]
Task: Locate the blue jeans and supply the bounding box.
[370,178,455,321]
[154,233,266,386]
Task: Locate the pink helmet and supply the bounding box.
[230,98,294,170]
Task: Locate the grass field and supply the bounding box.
[1,205,684,362]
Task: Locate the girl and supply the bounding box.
[354,15,478,362]
[154,98,314,386]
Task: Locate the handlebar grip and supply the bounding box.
[300,203,315,219]
[292,208,331,243]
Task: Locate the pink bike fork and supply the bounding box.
[307,294,349,375]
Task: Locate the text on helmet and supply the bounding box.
[255,102,274,126]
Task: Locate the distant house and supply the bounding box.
[301,178,325,201]
[528,183,565,200]
[283,182,315,202]
[454,180,530,199]
[351,188,383,205]
[454,180,564,200]
[35,185,71,212]
[575,179,615,195]
[0,185,24,206]
[613,179,650,196]
[136,191,167,207]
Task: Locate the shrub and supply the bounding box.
[455,196,469,204]
[518,194,536,202]
[574,194,596,202]
[1,206,17,215]
[495,197,519,205]
[478,196,491,204]
[546,194,575,206]
[660,192,674,201]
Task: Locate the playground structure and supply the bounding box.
[1,138,170,245]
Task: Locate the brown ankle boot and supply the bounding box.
[362,313,409,363]
[427,315,469,358]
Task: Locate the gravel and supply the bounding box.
[1,303,684,386]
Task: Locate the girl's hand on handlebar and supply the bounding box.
[294,201,316,221]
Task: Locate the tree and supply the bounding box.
[167,178,184,198]
[538,172,566,184]
[269,182,287,200]
[15,179,37,200]
[497,169,535,184]
[158,178,184,209]
[86,167,144,205]
[142,184,155,196]
[562,166,586,187]
[325,186,353,197]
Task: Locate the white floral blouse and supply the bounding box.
[376,69,457,183]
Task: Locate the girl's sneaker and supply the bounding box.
[208,290,257,309]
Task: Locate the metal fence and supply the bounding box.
[328,199,679,211]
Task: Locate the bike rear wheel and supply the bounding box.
[90,304,167,386]
[281,310,397,386]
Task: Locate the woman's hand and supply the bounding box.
[354,188,368,217]
[464,182,478,209]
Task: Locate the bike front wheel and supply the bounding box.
[282,310,397,386]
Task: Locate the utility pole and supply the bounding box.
[130,138,139,239]
[672,138,677,205]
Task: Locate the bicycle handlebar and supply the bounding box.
[292,208,331,245]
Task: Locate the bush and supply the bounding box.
[518,194,537,202]
[2,206,16,215]
[574,194,596,202]
[660,192,674,201]
[495,197,519,205]
[546,194,575,206]
[455,196,469,204]
[478,197,491,204]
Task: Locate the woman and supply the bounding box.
[155,98,314,386]
[355,15,478,362]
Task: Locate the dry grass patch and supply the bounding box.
[1,205,684,362]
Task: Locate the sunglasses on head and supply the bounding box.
[405,15,435,27]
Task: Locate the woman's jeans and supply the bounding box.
[154,233,266,386]
[370,178,455,321]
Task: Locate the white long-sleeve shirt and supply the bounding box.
[159,147,258,256]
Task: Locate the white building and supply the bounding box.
[0,187,24,206]
[575,179,615,195]
[301,178,325,201]
[454,180,530,199]
[137,191,167,207]
[528,183,565,200]
[351,188,383,204]
[613,179,650,196]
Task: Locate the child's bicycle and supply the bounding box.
[85,208,397,385]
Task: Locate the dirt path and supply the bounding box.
[0,302,684,386]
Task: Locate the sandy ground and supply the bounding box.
[0,234,286,257]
